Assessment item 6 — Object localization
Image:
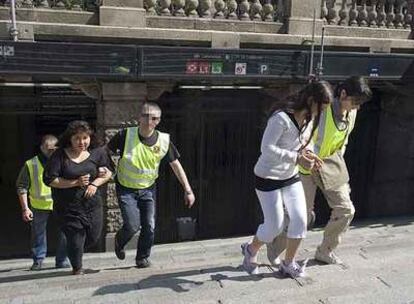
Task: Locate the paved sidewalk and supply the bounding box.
[0,217,414,304]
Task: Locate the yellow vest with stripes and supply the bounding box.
[117,127,170,189]
[300,105,348,175]
[26,156,53,210]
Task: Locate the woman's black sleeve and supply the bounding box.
[43,149,63,186]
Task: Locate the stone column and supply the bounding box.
[99,0,146,27]
[286,0,323,36]
[97,82,147,251]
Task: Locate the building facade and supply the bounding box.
[0,0,413,257]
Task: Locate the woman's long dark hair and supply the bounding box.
[58,120,101,150]
[268,80,334,151]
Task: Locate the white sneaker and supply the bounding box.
[241,243,259,275]
[315,246,343,264]
[279,260,307,278]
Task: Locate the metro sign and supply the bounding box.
[199,62,210,74]
[186,61,198,74]
[0,45,15,57]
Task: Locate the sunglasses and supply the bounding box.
[141,113,161,121]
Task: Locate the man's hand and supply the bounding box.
[184,191,195,208]
[22,208,33,222]
[98,167,109,178]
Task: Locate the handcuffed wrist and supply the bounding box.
[89,183,98,188]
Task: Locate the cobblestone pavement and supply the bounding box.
[1,217,413,304]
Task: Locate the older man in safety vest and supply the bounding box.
[108,102,195,268]
[267,76,372,265]
[17,135,69,270]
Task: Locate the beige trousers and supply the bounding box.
[267,172,355,258]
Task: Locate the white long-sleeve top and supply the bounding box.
[254,111,305,180]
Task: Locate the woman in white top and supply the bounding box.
[242,81,334,278]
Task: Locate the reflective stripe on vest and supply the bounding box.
[26,156,53,210]
[299,105,348,175]
[117,127,170,189]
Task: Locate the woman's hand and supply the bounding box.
[84,184,97,198]
[77,174,90,187]
[297,152,315,171]
[304,150,323,170]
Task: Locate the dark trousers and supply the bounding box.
[61,205,103,271]
[116,184,156,261]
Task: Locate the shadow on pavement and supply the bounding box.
[0,268,100,283]
[93,265,286,296]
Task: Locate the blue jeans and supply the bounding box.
[31,209,68,266]
[116,184,156,261]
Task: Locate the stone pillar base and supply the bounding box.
[287,17,323,36]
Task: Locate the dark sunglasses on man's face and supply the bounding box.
[141,113,161,121]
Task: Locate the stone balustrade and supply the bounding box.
[143,0,285,22]
[321,0,413,29]
[0,0,99,11]
[0,0,286,21]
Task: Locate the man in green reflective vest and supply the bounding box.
[108,102,195,268]
[267,76,372,265]
[16,135,69,270]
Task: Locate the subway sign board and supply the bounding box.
[0,41,137,77]
[141,47,308,79]
[0,41,413,82]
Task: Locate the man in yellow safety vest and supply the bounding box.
[267,76,372,265]
[108,102,195,268]
[16,135,69,270]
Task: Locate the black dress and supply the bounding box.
[43,147,114,234]
[44,146,114,270]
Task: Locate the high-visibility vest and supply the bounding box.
[300,105,348,175]
[117,127,170,189]
[26,156,53,210]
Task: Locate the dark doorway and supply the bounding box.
[0,86,96,259]
[155,89,272,243]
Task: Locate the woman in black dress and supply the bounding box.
[43,120,113,275]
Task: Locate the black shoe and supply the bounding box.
[114,235,125,260]
[72,268,85,275]
[30,261,42,271]
[136,258,151,268]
